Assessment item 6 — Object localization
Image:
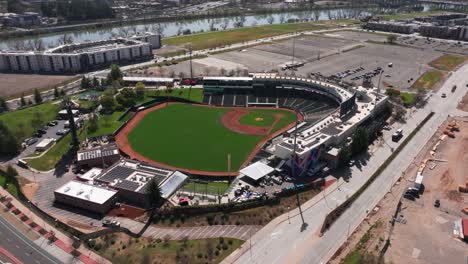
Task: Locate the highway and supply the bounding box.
[0,216,60,264]
[227,62,468,264]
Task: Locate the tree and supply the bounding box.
[0,97,8,113]
[267,16,275,25]
[0,121,20,157]
[5,165,18,186]
[135,82,145,100]
[87,113,99,133]
[92,77,100,88]
[100,95,115,113]
[116,88,137,108]
[107,64,123,83]
[20,94,26,107]
[387,35,397,44]
[351,127,369,155]
[54,87,60,99]
[34,89,42,104]
[392,104,407,123]
[337,145,351,168]
[145,178,162,209]
[81,76,91,90]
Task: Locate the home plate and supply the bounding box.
[411,248,421,258]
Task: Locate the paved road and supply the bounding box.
[226,63,468,264]
[0,216,61,264]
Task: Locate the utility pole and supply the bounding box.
[187,43,193,101]
[291,109,307,231]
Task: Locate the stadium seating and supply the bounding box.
[202,86,339,124]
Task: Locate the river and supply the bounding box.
[0,4,437,50]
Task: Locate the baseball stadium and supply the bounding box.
[116,74,386,178]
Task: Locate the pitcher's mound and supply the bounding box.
[255,117,264,121]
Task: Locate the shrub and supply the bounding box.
[156,238,162,243]
[207,215,214,225]
[235,220,240,225]
[218,237,224,244]
[215,250,220,256]
[222,244,228,250]
[228,240,233,245]
[197,252,203,258]
[94,243,102,251]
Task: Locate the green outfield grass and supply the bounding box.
[127,104,295,172]
[0,103,59,142]
[429,54,466,71]
[400,92,415,106]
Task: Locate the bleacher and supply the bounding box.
[201,86,340,121]
[211,95,223,106]
[223,94,235,106]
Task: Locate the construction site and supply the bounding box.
[331,117,468,264]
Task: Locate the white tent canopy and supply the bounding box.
[240,161,274,181]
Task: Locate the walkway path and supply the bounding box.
[108,216,261,241]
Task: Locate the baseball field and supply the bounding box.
[119,103,297,174]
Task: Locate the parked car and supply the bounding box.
[441,93,447,98]
[56,129,70,135]
[434,199,440,208]
[24,137,38,146]
[37,129,47,135]
[102,220,120,227]
[48,120,58,127]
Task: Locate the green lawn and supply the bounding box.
[127,104,295,172]
[0,103,60,142]
[181,180,229,195]
[163,22,328,51]
[412,70,444,90]
[87,111,126,138]
[429,54,466,71]
[25,129,85,171]
[400,92,415,106]
[146,88,204,103]
[0,171,19,198]
[239,111,277,127]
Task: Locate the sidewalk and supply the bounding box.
[0,187,109,264]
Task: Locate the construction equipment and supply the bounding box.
[443,130,455,138]
[458,181,468,193]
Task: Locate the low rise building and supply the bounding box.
[0,33,160,73]
[0,12,41,27]
[54,181,118,214]
[36,138,55,152]
[95,159,188,206]
[77,144,121,169]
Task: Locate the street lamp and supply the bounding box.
[291,108,307,232]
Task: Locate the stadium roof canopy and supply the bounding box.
[240,161,274,181]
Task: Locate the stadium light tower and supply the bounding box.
[291,108,307,232]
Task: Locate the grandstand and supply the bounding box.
[201,76,345,123]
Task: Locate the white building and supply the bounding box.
[35,138,56,152]
[0,33,160,73]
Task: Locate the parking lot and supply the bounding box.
[143,30,447,92]
[397,36,468,56]
[19,119,68,159]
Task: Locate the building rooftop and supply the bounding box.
[54,180,117,204]
[77,144,120,162]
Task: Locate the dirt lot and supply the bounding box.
[0,73,77,98]
[331,117,468,264]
